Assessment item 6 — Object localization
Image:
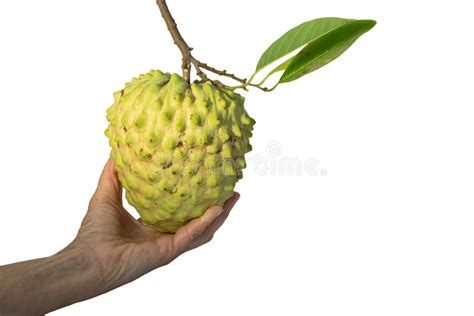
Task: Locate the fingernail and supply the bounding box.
[233,192,240,201]
[224,193,240,211]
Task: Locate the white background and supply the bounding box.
[1,0,473,315]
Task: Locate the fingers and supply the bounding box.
[92,158,123,205]
[173,193,240,253]
[172,206,224,254]
[201,193,240,236]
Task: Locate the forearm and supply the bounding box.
[0,247,103,315]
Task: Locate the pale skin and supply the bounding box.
[0,159,240,315]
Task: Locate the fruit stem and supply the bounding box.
[155,0,277,92]
[156,0,246,86]
[156,0,192,82]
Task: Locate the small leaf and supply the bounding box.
[268,58,293,76]
[280,20,376,83]
[255,18,355,73]
[257,58,293,85]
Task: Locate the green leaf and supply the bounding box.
[279,20,376,83]
[255,18,355,73]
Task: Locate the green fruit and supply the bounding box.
[105,70,254,233]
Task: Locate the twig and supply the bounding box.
[231,82,278,93]
[155,0,275,92]
[194,60,247,85]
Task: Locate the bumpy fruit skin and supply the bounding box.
[105,70,254,233]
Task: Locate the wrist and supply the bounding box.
[44,245,105,311]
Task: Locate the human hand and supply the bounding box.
[0,159,238,315]
[68,159,240,293]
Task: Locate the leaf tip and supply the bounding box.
[364,19,377,29]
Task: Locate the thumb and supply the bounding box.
[93,158,122,204]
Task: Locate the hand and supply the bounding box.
[68,159,240,293]
[0,159,239,315]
